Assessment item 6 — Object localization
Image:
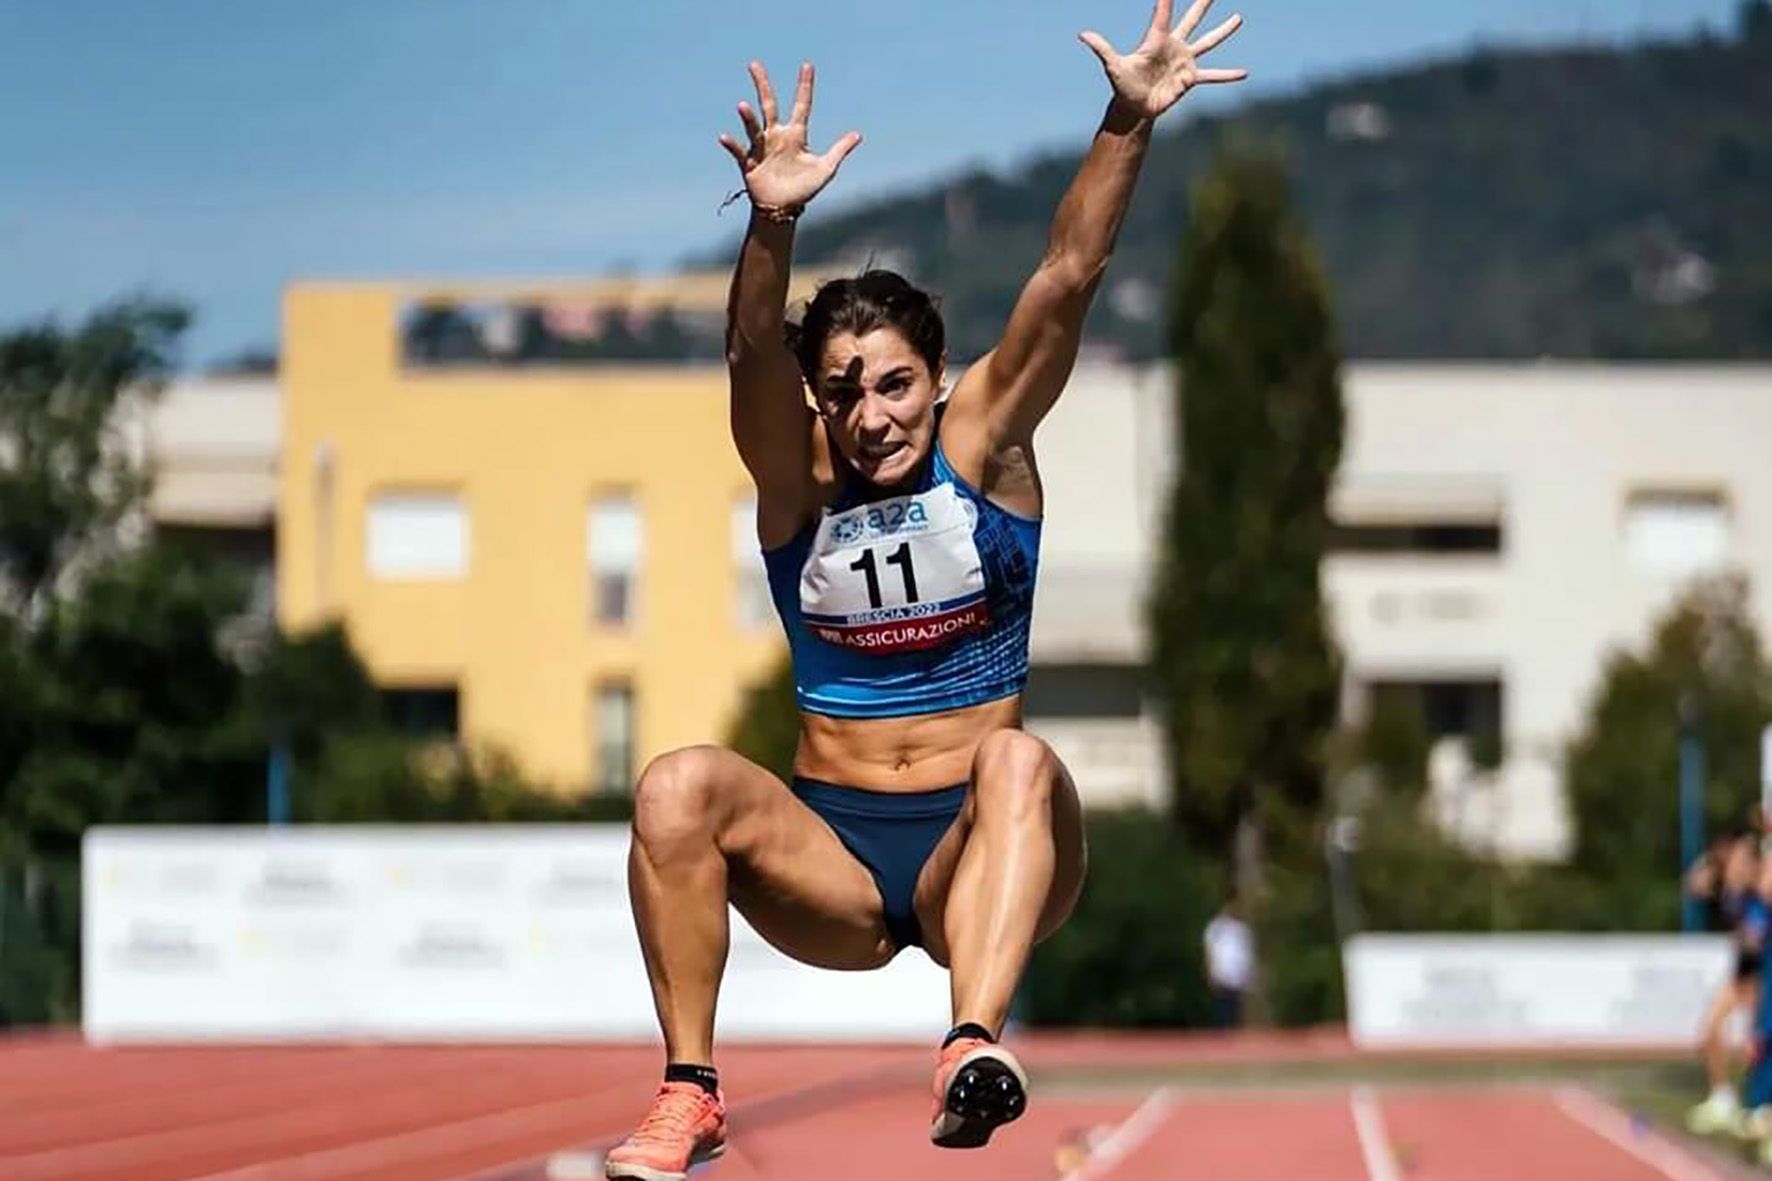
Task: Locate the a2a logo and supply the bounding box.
[828,498,930,546]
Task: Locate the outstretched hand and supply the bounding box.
[1080,0,1248,120]
[719,61,862,214]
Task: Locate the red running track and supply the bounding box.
[0,1037,1748,1181]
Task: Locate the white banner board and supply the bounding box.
[1761,724,1772,817]
[1344,933,1733,1049]
[82,825,949,1043]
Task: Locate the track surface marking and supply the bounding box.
[0,1038,1717,1181]
[1381,1088,1718,1181]
[1087,1092,1371,1181]
[1553,1088,1738,1181]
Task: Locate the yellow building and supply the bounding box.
[277,275,828,794]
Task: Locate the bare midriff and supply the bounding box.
[793,695,1023,792]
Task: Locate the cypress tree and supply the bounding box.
[1147,146,1346,1011]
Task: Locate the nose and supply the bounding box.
[856,391,892,435]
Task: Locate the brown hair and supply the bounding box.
[788,270,945,388]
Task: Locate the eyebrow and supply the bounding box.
[822,365,915,387]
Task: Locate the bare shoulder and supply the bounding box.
[942,361,1043,519]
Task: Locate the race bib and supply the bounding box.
[800,483,989,654]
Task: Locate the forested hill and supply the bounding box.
[723,7,1772,362]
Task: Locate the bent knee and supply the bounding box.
[971,730,1059,817]
[633,745,726,845]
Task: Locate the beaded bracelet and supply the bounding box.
[752,201,806,225]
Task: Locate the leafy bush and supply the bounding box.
[1565,576,1772,890]
[1019,809,1224,1029]
[725,654,798,783]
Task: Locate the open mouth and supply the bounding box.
[859,442,906,464]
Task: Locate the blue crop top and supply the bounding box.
[762,414,1042,719]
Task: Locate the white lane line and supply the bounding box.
[545,1149,604,1180]
[1063,1086,1178,1181]
[1553,1086,1734,1181]
[1350,1087,1402,1181]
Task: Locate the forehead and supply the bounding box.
[818,328,924,380]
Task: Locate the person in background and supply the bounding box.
[1687,830,1762,1135]
[1685,831,1741,932]
[1203,897,1253,1030]
[1728,850,1772,1162]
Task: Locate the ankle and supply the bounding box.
[943,1022,996,1048]
[664,1062,720,1096]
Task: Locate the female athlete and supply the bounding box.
[606,4,1246,1177]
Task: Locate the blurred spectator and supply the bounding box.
[1686,829,1752,931]
[1730,851,1772,1163]
[1686,831,1761,1135]
[1203,899,1253,1030]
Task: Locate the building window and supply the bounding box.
[367,493,468,579]
[383,686,460,739]
[587,496,643,626]
[1022,664,1144,720]
[1625,490,1728,576]
[731,496,772,629]
[1330,521,1503,555]
[593,681,636,794]
[1366,678,1503,748]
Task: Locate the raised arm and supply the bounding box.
[950,0,1247,444]
[719,61,861,541]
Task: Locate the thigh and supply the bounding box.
[909,733,1087,968]
[1731,975,1760,1019]
[680,746,897,971]
[1702,978,1741,1037]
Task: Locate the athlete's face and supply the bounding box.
[814,327,942,488]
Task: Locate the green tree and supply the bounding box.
[1148,145,1345,916]
[1021,809,1221,1028]
[725,653,800,783]
[1355,694,1433,799]
[0,613,37,808]
[0,539,255,1025]
[14,545,260,848]
[245,621,384,768]
[0,300,196,1024]
[0,300,615,1025]
[0,299,188,620]
[1564,575,1772,922]
[1742,1,1772,42]
[1261,578,1772,1025]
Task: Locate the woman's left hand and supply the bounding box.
[1081,0,1248,120]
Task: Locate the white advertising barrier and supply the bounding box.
[1344,932,1734,1049]
[82,825,950,1043]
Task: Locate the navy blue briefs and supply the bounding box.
[791,778,968,950]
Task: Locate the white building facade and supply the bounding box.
[123,376,280,620]
[1025,362,1772,858]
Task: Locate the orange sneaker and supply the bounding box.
[604,1082,727,1181]
[929,1037,1027,1148]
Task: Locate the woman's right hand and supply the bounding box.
[719,61,861,215]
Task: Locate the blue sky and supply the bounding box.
[0,0,1744,364]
